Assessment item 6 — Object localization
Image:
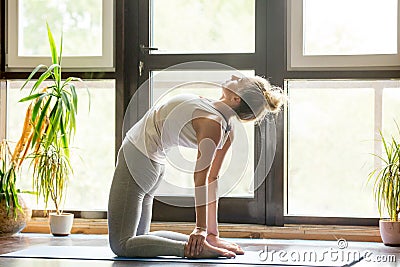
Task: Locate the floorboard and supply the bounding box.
[0,233,399,266]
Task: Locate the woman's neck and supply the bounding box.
[210,99,237,120]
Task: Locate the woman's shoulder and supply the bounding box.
[157,93,197,106]
[162,93,217,108]
[169,93,200,101]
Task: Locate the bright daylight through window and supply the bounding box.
[151,0,255,53]
[289,0,399,68]
[8,0,113,69]
[286,80,400,218]
[7,80,115,210]
[151,70,255,198]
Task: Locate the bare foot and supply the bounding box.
[206,235,245,255]
[217,240,244,255]
[184,241,236,259]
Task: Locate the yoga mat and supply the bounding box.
[0,245,360,266]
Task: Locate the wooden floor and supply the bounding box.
[0,233,399,266]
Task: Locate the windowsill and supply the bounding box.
[22,218,382,243]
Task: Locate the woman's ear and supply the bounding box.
[232,95,241,107]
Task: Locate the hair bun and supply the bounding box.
[263,85,286,113]
[235,75,287,123]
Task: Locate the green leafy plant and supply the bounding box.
[368,122,400,221]
[0,140,21,218]
[19,23,87,215]
[31,142,71,214]
[19,23,81,156]
[1,94,40,219]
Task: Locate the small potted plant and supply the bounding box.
[0,139,32,236]
[19,23,85,236]
[31,142,73,236]
[368,122,400,246]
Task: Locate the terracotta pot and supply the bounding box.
[49,212,74,236]
[0,193,32,236]
[379,219,400,246]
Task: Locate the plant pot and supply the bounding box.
[379,219,400,246]
[0,193,32,236]
[49,212,74,236]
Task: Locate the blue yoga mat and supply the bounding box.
[0,245,359,266]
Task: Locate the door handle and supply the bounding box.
[138,61,144,77]
[140,44,158,53]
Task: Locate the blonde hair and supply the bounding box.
[233,76,286,123]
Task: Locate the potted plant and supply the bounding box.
[0,94,51,236]
[0,139,32,236]
[19,23,85,236]
[31,142,73,236]
[368,122,400,246]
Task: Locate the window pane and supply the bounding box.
[303,0,397,56]
[7,80,115,210]
[383,87,400,139]
[18,0,102,56]
[151,70,254,198]
[286,80,378,217]
[151,0,255,53]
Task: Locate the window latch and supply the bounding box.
[140,44,158,53]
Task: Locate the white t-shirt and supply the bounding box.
[126,94,233,164]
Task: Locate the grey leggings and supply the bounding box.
[108,139,189,257]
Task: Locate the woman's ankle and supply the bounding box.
[183,242,189,258]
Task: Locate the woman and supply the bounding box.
[108,75,286,258]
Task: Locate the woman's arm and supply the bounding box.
[188,117,222,256]
[205,131,245,255]
[193,117,221,228]
[207,136,232,236]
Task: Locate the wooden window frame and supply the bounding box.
[1,0,399,227]
[6,0,115,71]
[287,0,400,70]
[279,0,400,225]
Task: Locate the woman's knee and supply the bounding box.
[109,238,126,257]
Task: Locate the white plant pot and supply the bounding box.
[379,219,400,246]
[49,212,74,236]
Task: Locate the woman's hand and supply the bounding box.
[206,233,245,255]
[186,227,207,257]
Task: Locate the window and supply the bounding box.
[0,82,6,141]
[151,70,255,198]
[6,0,398,225]
[383,87,400,139]
[7,0,114,70]
[288,0,400,69]
[6,80,116,210]
[138,0,268,223]
[285,80,400,218]
[151,0,255,53]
